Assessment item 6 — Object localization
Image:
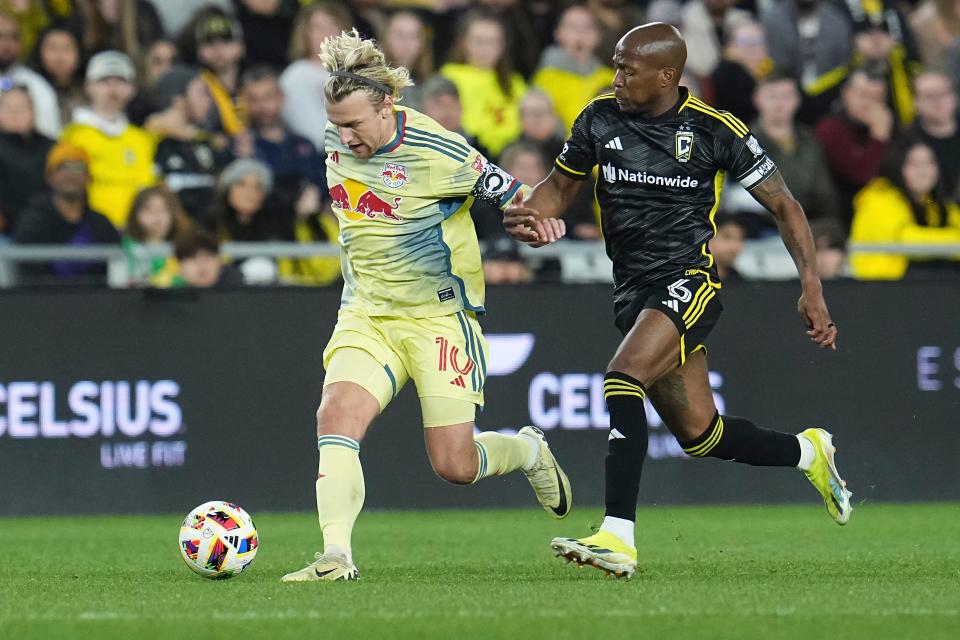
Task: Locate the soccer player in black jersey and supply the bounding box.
[504,23,852,578]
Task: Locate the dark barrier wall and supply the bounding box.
[1,282,958,516]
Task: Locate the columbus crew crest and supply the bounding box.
[675,131,695,163]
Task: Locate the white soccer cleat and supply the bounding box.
[280,552,359,582]
[520,426,572,519]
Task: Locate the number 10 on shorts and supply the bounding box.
[436,336,475,388]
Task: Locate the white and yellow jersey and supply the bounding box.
[325,105,525,318]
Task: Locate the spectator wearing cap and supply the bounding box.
[842,0,921,128]
[60,50,157,229]
[0,85,54,235]
[280,1,352,150]
[13,142,120,283]
[193,8,245,136]
[784,0,920,127]
[0,11,60,138]
[236,65,325,220]
[173,227,243,288]
[532,5,613,135]
[146,64,231,220]
[203,158,294,243]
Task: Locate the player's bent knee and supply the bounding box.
[606,356,652,386]
[315,393,373,441]
[669,413,715,447]
[431,457,476,485]
[671,421,708,444]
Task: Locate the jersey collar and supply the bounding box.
[375,110,406,155]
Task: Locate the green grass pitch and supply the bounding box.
[1,503,958,639]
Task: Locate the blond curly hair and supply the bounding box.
[319,28,413,105]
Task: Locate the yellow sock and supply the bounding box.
[316,435,364,562]
[473,431,537,482]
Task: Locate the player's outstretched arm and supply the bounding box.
[749,171,839,350]
[503,169,583,247]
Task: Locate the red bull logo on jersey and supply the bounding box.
[380,163,408,188]
[328,179,402,222]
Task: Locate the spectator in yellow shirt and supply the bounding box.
[532,4,614,134]
[439,9,526,157]
[850,137,960,279]
[60,50,157,229]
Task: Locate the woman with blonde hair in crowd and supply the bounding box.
[850,136,960,280]
[381,10,433,109]
[440,9,526,157]
[279,0,352,150]
[122,185,193,287]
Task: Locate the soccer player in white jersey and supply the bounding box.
[280,30,572,583]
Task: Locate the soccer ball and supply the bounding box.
[178,501,259,579]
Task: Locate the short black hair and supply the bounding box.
[809,219,847,250]
[239,64,280,92]
[421,76,460,103]
[174,228,220,261]
[714,211,745,230]
[755,69,799,90]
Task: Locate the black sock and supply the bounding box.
[603,371,649,521]
[680,413,800,466]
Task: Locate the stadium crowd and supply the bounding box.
[0,0,959,286]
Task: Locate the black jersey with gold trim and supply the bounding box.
[554,87,776,304]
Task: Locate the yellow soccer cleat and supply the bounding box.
[551,530,636,578]
[280,552,359,582]
[520,426,572,518]
[800,428,852,525]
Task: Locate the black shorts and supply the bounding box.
[613,269,723,365]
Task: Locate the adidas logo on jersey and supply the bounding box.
[604,137,623,150]
[662,299,679,312]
